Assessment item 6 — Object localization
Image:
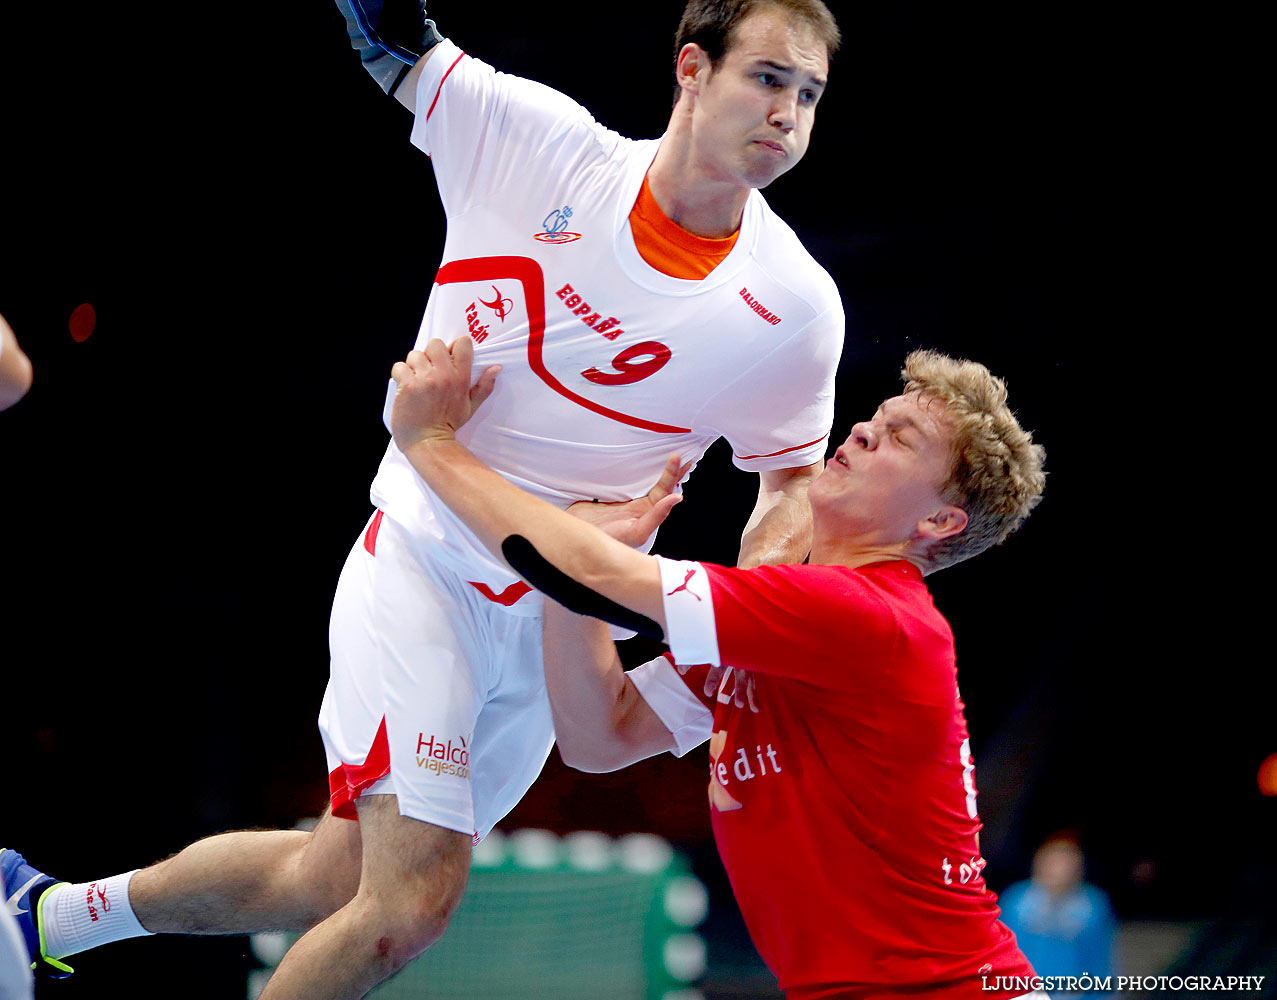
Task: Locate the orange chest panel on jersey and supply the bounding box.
[627,174,739,281]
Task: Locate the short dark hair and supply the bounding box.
[674,0,841,69]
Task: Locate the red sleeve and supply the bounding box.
[702,564,899,687]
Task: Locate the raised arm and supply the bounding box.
[737,462,821,568]
[392,58,430,113]
[334,0,441,106]
[390,338,672,633]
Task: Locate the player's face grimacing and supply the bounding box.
[809,392,962,547]
[694,7,829,189]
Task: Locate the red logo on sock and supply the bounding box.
[86,882,111,922]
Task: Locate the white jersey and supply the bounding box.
[371,39,844,599]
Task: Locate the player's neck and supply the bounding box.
[648,132,750,240]
[810,536,924,575]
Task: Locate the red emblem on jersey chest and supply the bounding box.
[435,256,689,434]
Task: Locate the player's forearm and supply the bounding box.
[392,53,432,113]
[737,466,819,568]
[738,502,812,567]
[335,0,440,104]
[542,606,631,772]
[402,438,665,621]
[543,604,678,771]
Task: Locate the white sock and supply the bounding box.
[40,871,154,959]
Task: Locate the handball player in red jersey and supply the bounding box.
[384,339,1048,1000]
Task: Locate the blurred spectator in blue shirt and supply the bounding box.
[1000,832,1116,984]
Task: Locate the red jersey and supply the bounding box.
[632,558,1036,999]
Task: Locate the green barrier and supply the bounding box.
[249,829,708,1000]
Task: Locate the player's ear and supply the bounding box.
[675,43,712,96]
[917,505,967,542]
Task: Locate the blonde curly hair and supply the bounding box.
[902,350,1046,572]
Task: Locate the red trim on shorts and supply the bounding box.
[328,716,392,820]
[425,50,466,122]
[363,509,385,556]
[468,580,533,606]
[735,433,829,461]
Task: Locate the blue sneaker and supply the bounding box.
[1,847,74,979]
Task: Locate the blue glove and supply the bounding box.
[335,0,444,95]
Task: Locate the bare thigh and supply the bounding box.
[130,806,364,934]
[353,794,471,924]
[292,807,364,924]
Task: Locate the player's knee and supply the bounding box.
[358,888,460,971]
[391,855,468,957]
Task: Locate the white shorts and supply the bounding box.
[318,510,555,841]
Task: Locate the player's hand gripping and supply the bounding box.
[390,337,500,453]
[685,665,760,713]
[569,457,759,712]
[567,454,690,549]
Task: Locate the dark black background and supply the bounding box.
[0,2,1267,997]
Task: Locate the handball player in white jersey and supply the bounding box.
[1,3,844,998]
